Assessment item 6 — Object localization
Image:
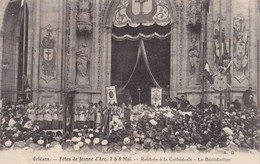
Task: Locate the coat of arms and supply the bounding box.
[40,24,58,83]
[126,0,157,23]
[233,16,249,83]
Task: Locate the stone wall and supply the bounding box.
[32,0,65,104]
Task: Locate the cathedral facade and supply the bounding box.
[0,0,259,107]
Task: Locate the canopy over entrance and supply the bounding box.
[111,23,170,105]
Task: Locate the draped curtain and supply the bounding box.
[111,23,170,105]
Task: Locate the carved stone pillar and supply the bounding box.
[106,27,112,87]
[26,1,34,88]
[101,26,109,103]
[170,21,178,97]
[32,0,41,103]
[0,31,3,98]
[257,10,260,107]
[248,0,257,94]
[186,0,202,91]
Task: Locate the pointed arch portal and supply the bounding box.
[102,0,178,105]
[1,1,29,104]
[111,24,171,105]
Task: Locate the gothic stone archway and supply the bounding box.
[0,0,29,104]
[101,0,179,104]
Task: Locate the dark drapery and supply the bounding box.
[111,23,170,105]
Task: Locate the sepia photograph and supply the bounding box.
[0,0,259,163]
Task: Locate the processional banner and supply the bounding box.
[151,88,162,107]
[106,86,117,104]
[40,24,59,84]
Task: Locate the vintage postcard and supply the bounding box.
[0,0,259,164]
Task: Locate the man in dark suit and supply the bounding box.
[243,87,253,108]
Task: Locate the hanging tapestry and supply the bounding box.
[40,24,59,83]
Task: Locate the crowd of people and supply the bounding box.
[0,94,259,153]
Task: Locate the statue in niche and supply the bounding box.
[188,34,200,75]
[76,43,90,86]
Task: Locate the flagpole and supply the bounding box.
[219,0,222,68]
[225,38,232,107]
[218,0,223,129]
[201,0,209,106]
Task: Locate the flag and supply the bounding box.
[224,60,232,73]
[21,0,25,7]
[204,62,214,84]
[106,86,117,104]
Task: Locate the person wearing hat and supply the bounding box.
[52,103,59,129]
[26,103,35,122]
[35,104,44,129]
[95,106,102,128]
[74,105,80,129]
[78,105,86,130]
[233,99,241,111]
[179,95,190,110]
[88,103,96,129]
[97,101,105,130]
[175,137,186,151]
[102,106,112,136]
[43,104,52,129]
[111,105,120,124]
[58,104,63,129]
[242,87,253,108]
[143,138,153,151]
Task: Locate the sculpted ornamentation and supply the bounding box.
[113,0,171,27]
[186,0,202,26]
[188,34,200,75]
[76,43,90,86]
[233,16,249,83]
[77,0,92,32]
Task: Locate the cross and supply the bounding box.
[135,0,148,15]
[45,50,52,61]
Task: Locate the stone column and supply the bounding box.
[249,0,257,94]
[101,27,108,103]
[26,0,34,88]
[32,0,40,103]
[257,5,260,107]
[0,30,3,98]
[106,27,112,87]
[170,21,178,98]
[91,0,101,102]
[57,0,65,101]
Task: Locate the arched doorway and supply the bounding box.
[111,24,171,105]
[102,0,179,105]
[2,1,28,104]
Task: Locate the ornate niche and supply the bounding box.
[75,0,93,89]
[186,0,202,26]
[75,43,91,87]
[76,0,92,33]
[186,0,202,89]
